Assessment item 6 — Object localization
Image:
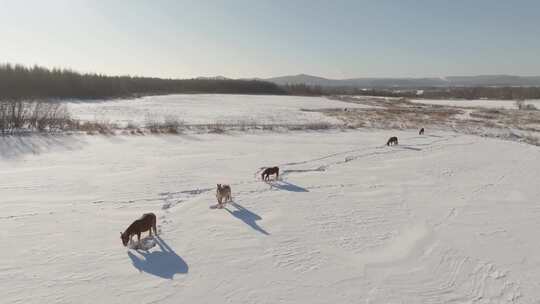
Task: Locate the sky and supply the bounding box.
[1,0,540,79]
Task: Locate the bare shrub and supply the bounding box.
[262,124,275,131]
[237,120,256,131]
[143,114,184,134]
[78,121,115,135]
[0,100,74,134]
[516,100,538,111]
[208,122,226,134]
[144,113,161,133]
[163,115,184,134]
[126,121,139,129]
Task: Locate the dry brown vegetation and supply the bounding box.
[317,96,540,146]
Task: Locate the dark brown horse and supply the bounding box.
[261,167,279,181]
[121,213,157,247]
[419,128,425,135]
[386,136,398,146]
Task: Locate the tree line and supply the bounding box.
[281,84,540,100]
[421,86,540,100]
[0,64,286,100]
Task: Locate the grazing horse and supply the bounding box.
[419,128,425,135]
[121,213,157,247]
[386,136,398,146]
[261,166,279,181]
[216,184,232,207]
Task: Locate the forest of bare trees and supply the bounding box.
[0,64,286,100]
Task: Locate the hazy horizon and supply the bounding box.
[2,0,540,79]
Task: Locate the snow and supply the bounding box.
[411,98,540,110]
[66,94,369,126]
[1,129,539,303]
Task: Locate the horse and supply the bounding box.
[386,136,398,146]
[216,184,232,207]
[419,128,425,135]
[261,166,279,181]
[120,213,157,247]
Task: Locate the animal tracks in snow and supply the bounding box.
[364,243,522,303]
[265,237,326,273]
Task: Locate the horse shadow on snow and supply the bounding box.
[396,145,422,151]
[127,236,188,279]
[268,180,309,192]
[225,202,269,235]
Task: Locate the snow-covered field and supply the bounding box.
[411,98,540,110]
[2,129,539,303]
[67,94,367,126]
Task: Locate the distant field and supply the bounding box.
[67,94,369,126]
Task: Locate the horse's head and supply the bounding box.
[120,232,129,247]
[217,184,221,189]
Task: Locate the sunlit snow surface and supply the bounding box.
[1,128,537,303]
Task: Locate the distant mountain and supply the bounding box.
[264,74,343,86]
[195,76,230,80]
[264,74,540,88]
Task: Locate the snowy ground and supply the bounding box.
[411,98,540,110]
[1,129,539,303]
[67,94,368,126]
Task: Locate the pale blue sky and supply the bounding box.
[1,0,539,79]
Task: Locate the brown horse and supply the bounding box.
[419,128,425,135]
[121,213,157,247]
[386,136,398,146]
[262,167,279,181]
